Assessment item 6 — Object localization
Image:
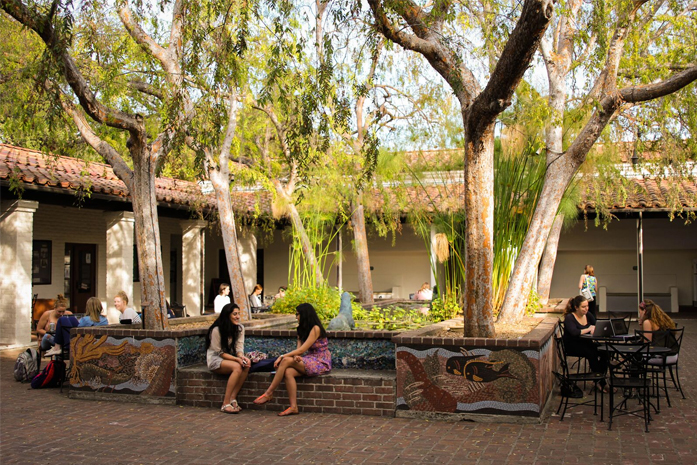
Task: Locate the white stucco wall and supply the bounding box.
[261,224,431,299]
[550,217,697,307]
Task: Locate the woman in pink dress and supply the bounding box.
[253,303,331,416]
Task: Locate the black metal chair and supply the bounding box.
[635,327,685,409]
[553,332,606,421]
[606,341,652,432]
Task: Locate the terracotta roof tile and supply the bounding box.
[2,143,695,215]
[0,143,269,215]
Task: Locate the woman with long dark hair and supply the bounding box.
[563,295,609,391]
[254,303,331,416]
[206,303,250,413]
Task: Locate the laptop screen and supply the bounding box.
[593,320,614,337]
[611,318,628,335]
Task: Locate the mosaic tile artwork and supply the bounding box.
[70,334,176,397]
[243,337,395,370]
[396,345,541,416]
[177,335,206,368]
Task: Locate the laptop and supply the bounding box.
[593,319,614,337]
[611,318,628,335]
[610,318,635,339]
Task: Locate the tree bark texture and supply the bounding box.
[351,199,374,304]
[497,155,579,323]
[462,120,496,337]
[210,169,251,320]
[130,147,170,330]
[537,213,564,305]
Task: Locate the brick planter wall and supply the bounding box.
[177,366,396,417]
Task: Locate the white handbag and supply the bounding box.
[581,287,594,301]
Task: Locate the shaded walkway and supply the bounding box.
[2,319,697,464]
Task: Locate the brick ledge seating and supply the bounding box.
[177,365,396,417]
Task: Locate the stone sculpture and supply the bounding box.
[327,292,355,331]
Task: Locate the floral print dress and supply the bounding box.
[301,337,332,376]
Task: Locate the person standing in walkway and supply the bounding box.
[206,303,250,414]
[579,265,598,317]
[253,303,331,416]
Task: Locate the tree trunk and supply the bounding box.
[498,157,579,322]
[210,169,251,320]
[286,201,324,287]
[537,213,564,305]
[462,117,496,338]
[351,198,374,304]
[130,148,169,330]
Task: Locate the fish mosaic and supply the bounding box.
[396,346,540,415]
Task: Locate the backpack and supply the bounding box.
[14,348,40,382]
[31,359,66,389]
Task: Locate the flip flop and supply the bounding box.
[254,393,273,405]
[220,403,238,414]
[278,407,299,416]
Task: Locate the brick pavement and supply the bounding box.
[2,320,697,464]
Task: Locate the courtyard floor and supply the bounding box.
[2,319,697,464]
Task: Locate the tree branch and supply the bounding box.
[55,88,133,188]
[620,64,697,102]
[471,0,555,126]
[1,0,141,133]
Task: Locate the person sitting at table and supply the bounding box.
[563,295,609,392]
[638,300,676,341]
[249,284,268,313]
[45,297,108,356]
[114,291,141,324]
[36,295,73,352]
[414,282,433,301]
[79,297,109,327]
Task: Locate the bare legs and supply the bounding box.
[256,357,306,414]
[214,360,249,412]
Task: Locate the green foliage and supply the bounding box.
[271,285,361,322]
[525,288,543,316]
[430,298,461,322]
[355,305,430,331]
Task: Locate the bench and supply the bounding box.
[177,364,396,417]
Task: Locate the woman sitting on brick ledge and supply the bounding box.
[254,303,332,416]
[206,303,251,414]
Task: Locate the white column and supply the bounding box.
[181,220,207,316]
[0,200,39,346]
[105,212,134,323]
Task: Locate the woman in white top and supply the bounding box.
[214,283,231,314]
[206,303,250,413]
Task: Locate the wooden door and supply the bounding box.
[65,243,97,313]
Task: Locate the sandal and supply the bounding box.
[231,399,242,412]
[278,407,299,416]
[220,403,238,414]
[254,393,273,405]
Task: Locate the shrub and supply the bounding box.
[430,298,461,322]
[271,286,361,322]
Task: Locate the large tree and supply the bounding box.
[0,0,204,328]
[368,0,556,336]
[498,0,697,322]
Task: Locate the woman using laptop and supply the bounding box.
[563,295,610,392]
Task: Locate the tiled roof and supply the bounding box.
[0,144,269,215]
[579,178,697,212]
[1,143,695,215]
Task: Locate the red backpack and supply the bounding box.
[31,359,66,389]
